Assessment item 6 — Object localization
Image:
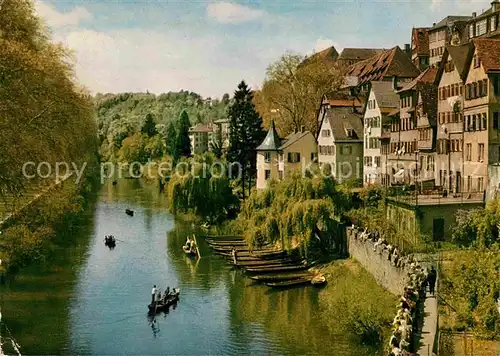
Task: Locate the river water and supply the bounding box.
[1,180,383,355]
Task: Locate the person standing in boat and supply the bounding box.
[151,285,157,304]
[231,248,237,265]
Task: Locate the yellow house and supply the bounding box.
[256,121,317,190]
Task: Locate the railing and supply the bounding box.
[387,190,485,206]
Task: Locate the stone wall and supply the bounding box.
[347,227,408,296]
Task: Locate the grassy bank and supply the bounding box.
[314,259,398,349]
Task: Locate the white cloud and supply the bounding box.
[206,1,267,24]
[35,1,92,28]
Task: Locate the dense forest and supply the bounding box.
[95,91,230,162]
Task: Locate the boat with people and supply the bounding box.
[183,235,199,258]
[148,289,180,313]
[125,209,134,216]
[104,235,116,248]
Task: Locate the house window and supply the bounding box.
[310,152,316,161]
[482,79,488,96]
[482,113,487,130]
[478,177,484,192]
[469,23,475,38]
[364,156,372,167]
[264,152,271,163]
[478,143,485,161]
[477,19,487,36]
[466,143,472,161]
[491,15,497,32]
[375,156,381,167]
[473,55,481,68]
[265,169,271,180]
[287,152,301,163]
[321,129,331,137]
[467,176,472,191]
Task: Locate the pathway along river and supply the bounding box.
[1,180,384,355]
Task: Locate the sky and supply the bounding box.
[34,0,487,98]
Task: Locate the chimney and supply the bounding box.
[492,0,500,12]
[472,12,477,17]
[404,43,411,57]
[392,75,399,90]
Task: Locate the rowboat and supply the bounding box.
[217,250,287,259]
[235,259,297,267]
[203,235,245,241]
[244,264,309,274]
[147,290,180,313]
[206,240,248,247]
[125,209,134,216]
[311,275,327,286]
[104,236,116,248]
[264,277,313,288]
[250,272,312,282]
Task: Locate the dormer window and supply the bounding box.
[346,128,354,137]
[473,55,481,68]
[491,15,497,32]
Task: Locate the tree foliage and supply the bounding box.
[227,81,264,198]
[235,171,348,256]
[0,0,98,197]
[96,91,229,162]
[176,110,191,159]
[440,248,500,338]
[254,52,345,136]
[453,199,500,247]
[141,113,158,137]
[165,153,239,222]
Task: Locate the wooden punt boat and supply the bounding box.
[125,209,134,216]
[206,240,248,247]
[217,250,287,259]
[104,236,116,248]
[234,259,297,267]
[203,235,245,241]
[311,275,327,286]
[211,245,277,253]
[250,272,312,282]
[147,291,180,313]
[244,264,309,274]
[264,277,313,288]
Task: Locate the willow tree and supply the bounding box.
[165,153,238,223]
[0,0,98,198]
[236,171,348,257]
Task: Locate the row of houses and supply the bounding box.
[255,0,500,241]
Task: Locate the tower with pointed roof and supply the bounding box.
[256,120,282,189]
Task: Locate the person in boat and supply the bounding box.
[151,285,157,304]
[185,236,192,249]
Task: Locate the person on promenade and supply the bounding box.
[427,266,437,295]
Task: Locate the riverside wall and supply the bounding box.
[346,227,408,296]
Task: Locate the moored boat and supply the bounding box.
[125,209,134,216]
[104,235,116,248]
[244,264,309,274]
[311,275,327,286]
[250,272,312,282]
[264,277,313,288]
[147,290,180,313]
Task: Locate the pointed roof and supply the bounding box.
[321,107,363,141]
[370,81,399,108]
[437,43,474,83]
[473,38,500,73]
[279,131,312,150]
[299,46,339,67]
[346,46,420,87]
[398,67,438,92]
[256,120,281,151]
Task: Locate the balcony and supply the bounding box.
[387,190,484,206]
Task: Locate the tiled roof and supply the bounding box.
[346,46,420,87]
[189,124,213,133]
[299,46,339,67]
[323,107,363,141]
[279,131,312,150]
[398,67,438,92]
[430,15,472,30]
[474,38,500,73]
[412,28,430,56]
[256,120,281,150]
[439,43,474,82]
[370,81,399,108]
[322,90,363,107]
[339,48,385,61]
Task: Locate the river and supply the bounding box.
[1,179,385,355]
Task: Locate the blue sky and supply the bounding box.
[35,0,485,98]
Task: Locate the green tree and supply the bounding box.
[165,121,177,158]
[141,113,158,137]
[175,110,191,159]
[227,80,264,198]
